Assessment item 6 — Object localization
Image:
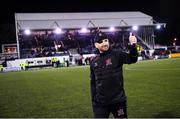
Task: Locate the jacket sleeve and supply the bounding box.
[90,64,96,102]
[121,44,138,64]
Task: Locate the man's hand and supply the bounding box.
[129,32,137,45]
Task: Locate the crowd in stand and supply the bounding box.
[19,30,131,59]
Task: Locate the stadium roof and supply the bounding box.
[15,11,154,30]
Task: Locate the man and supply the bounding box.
[90,32,138,118]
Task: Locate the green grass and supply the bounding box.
[0,58,180,117]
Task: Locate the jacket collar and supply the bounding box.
[99,48,111,56]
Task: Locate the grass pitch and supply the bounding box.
[0,58,180,117]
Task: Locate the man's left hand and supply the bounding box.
[129,32,137,45]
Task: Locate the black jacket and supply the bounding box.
[90,44,138,105]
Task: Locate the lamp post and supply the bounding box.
[152,34,156,49]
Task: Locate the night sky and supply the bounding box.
[0,0,179,47]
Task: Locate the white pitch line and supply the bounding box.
[125,67,180,71]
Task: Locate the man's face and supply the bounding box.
[95,39,110,53]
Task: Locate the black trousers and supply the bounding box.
[92,101,127,118]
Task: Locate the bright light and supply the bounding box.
[54,28,62,34]
[24,29,31,35]
[109,27,115,32]
[132,26,138,31]
[156,25,161,29]
[81,28,87,33]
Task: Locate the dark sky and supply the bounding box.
[0,0,179,46]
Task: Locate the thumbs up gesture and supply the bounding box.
[129,32,137,45]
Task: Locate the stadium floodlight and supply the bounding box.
[54,28,62,34]
[81,27,88,33]
[132,25,138,31]
[156,24,161,29]
[24,29,31,35]
[109,27,115,32]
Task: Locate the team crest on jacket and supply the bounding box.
[105,58,112,66]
